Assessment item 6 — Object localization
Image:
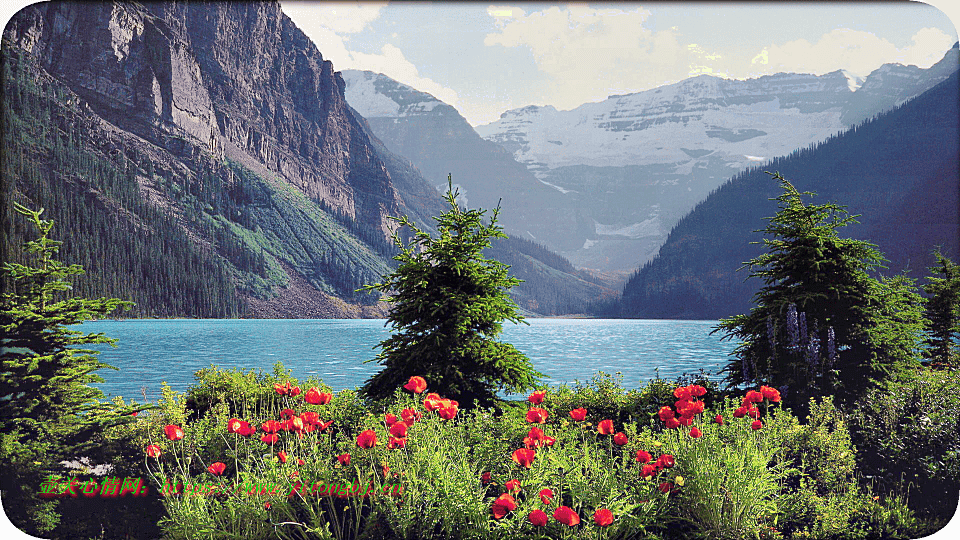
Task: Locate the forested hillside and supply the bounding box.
[615,72,959,319]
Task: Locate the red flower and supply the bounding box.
[207,462,226,476]
[594,508,614,527]
[505,479,521,492]
[511,447,536,468]
[261,433,279,444]
[261,420,282,433]
[164,424,184,441]
[277,451,288,463]
[733,406,748,418]
[714,414,724,425]
[743,390,764,404]
[613,432,628,446]
[569,408,587,421]
[760,385,781,402]
[288,386,302,397]
[423,393,443,411]
[553,506,581,526]
[678,415,694,427]
[401,408,422,426]
[636,450,652,464]
[539,487,554,505]
[145,444,162,458]
[280,408,297,419]
[747,406,761,419]
[403,376,427,394]
[274,383,288,395]
[658,406,676,421]
[389,421,409,438]
[300,411,320,425]
[304,387,332,405]
[528,509,549,527]
[597,419,614,435]
[664,417,681,429]
[491,493,516,519]
[337,453,351,466]
[528,390,546,405]
[316,419,334,431]
[356,429,377,448]
[237,422,257,437]
[640,464,656,478]
[384,413,399,426]
[526,408,549,424]
[387,437,407,449]
[227,418,245,434]
[673,386,692,400]
[689,384,707,397]
[689,426,703,439]
[524,426,549,448]
[658,481,672,493]
[481,471,492,484]
[437,400,458,420]
[656,454,675,469]
[751,420,763,431]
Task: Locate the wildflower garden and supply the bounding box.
[3,176,960,539]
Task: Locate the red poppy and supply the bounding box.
[689,384,707,397]
[384,413,399,426]
[636,450,652,464]
[481,471,492,484]
[300,411,320,425]
[401,408,422,425]
[274,383,288,395]
[356,429,377,448]
[423,393,443,411]
[658,481,672,493]
[553,506,581,526]
[289,386,302,397]
[751,420,763,431]
[658,406,675,421]
[689,426,702,438]
[261,420,282,433]
[539,487,554,505]
[261,433,279,444]
[528,390,546,405]
[227,418,244,434]
[404,376,428,394]
[511,447,536,468]
[387,437,407,449]
[760,385,781,402]
[316,419,334,432]
[524,426,547,448]
[207,462,226,476]
[673,386,692,400]
[389,421,409,438]
[285,416,305,434]
[656,454,675,468]
[664,417,681,429]
[491,493,517,519]
[569,408,587,421]
[277,451,288,463]
[145,444,162,458]
[505,479,521,492]
[747,406,761,419]
[337,453,351,466]
[714,414,724,425]
[526,407,549,424]
[743,390,764,404]
[613,432,628,446]
[641,464,656,478]
[280,408,297,419]
[237,422,257,436]
[688,400,705,415]
[304,387,332,405]
[529,509,549,527]
[297,458,305,466]
[437,400,458,420]
[678,415,694,427]
[597,419,614,435]
[164,424,184,441]
[594,508,613,527]
[733,406,748,418]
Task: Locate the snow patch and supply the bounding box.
[595,218,660,239]
[341,71,400,118]
[744,155,766,161]
[537,179,576,194]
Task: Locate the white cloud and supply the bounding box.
[280,1,460,108]
[749,27,955,78]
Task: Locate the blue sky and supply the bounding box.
[277,1,959,125]
[1,1,957,126]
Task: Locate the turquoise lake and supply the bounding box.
[76,319,738,401]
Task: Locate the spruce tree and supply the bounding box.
[360,176,541,408]
[923,250,960,366]
[716,173,925,409]
[1,203,135,535]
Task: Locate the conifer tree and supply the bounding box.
[923,250,960,366]
[1,203,135,534]
[360,176,541,408]
[716,173,925,409]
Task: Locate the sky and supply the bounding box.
[276,1,959,126]
[0,1,957,127]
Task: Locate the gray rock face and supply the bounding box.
[6,1,402,240]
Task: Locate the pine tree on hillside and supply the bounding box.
[360,176,541,408]
[923,250,960,366]
[716,173,925,409]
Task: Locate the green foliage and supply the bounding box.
[0,203,141,536]
[922,250,960,366]
[361,176,542,408]
[716,172,926,408]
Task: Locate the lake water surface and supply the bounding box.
[77,319,738,401]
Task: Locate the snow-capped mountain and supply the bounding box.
[473,45,958,271]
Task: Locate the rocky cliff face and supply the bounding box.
[6,1,402,240]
